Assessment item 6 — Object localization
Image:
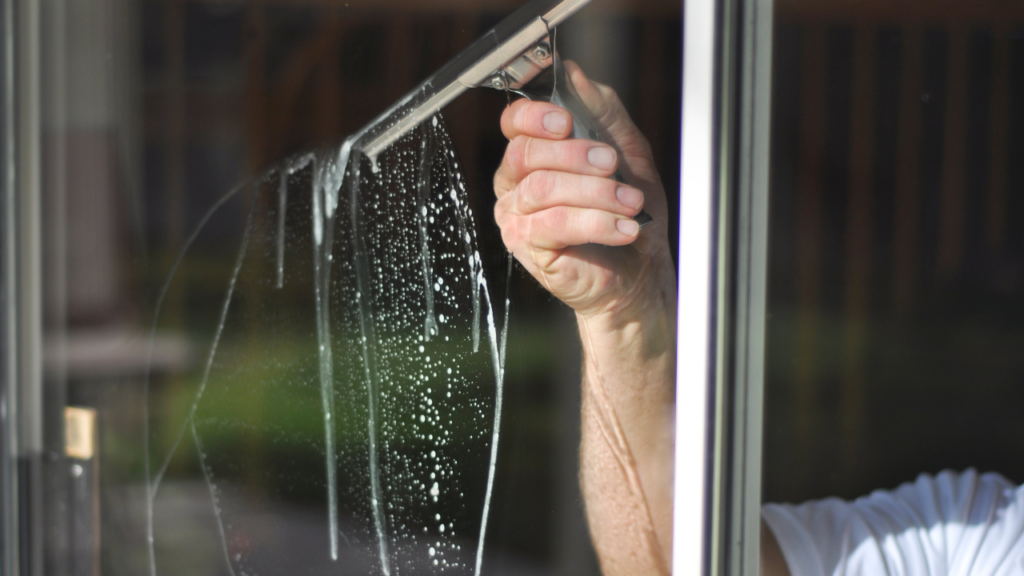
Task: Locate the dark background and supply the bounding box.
[763,0,1024,504]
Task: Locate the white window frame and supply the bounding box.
[675,0,773,573]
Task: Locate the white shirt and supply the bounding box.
[763,469,1024,576]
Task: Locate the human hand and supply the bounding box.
[493,63,677,574]
[493,61,674,322]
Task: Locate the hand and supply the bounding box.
[493,61,674,322]
[495,63,678,575]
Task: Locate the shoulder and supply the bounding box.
[763,470,1024,576]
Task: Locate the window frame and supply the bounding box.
[1,0,17,570]
[674,0,773,573]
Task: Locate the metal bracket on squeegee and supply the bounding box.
[362,12,566,158]
[456,18,554,90]
[485,39,553,91]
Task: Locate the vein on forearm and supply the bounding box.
[579,313,672,575]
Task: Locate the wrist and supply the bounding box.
[575,260,676,417]
[577,249,676,360]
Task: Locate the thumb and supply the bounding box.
[562,60,649,160]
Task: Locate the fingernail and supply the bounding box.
[616,186,644,210]
[543,111,567,134]
[616,219,639,236]
[588,146,616,170]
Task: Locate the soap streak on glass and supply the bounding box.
[473,258,512,576]
[418,123,439,342]
[447,159,482,354]
[277,154,314,289]
[311,147,346,562]
[190,418,238,576]
[345,141,393,575]
[431,125,514,576]
[151,183,263,493]
[142,179,261,576]
[276,172,287,289]
[277,153,315,292]
[143,108,509,575]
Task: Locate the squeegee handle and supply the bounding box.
[514,59,654,229]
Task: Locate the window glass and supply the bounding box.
[29,0,682,574]
[763,0,1024,570]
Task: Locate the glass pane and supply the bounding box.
[29,0,682,574]
[762,1,1024,574]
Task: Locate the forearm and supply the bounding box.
[577,251,676,575]
[760,519,790,576]
[490,79,678,574]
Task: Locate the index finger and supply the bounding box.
[500,98,574,141]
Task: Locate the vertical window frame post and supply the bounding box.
[675,0,772,573]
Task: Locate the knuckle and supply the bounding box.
[567,209,592,238]
[536,207,568,236]
[507,136,530,173]
[595,176,618,201]
[524,212,545,242]
[606,87,623,107]
[493,170,505,194]
[501,215,523,247]
[630,129,655,156]
[595,81,620,105]
[509,99,529,127]
[502,100,528,138]
[523,101,544,126]
[524,101,557,130]
[594,108,617,133]
[500,226,516,253]
[500,107,515,135]
[493,165,513,196]
[561,140,587,167]
[636,134,654,158]
[575,210,606,241]
[519,171,555,212]
[521,136,541,172]
[496,219,511,247]
[494,194,511,222]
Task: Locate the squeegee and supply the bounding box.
[355,0,654,227]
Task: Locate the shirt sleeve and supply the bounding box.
[762,469,1024,576]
